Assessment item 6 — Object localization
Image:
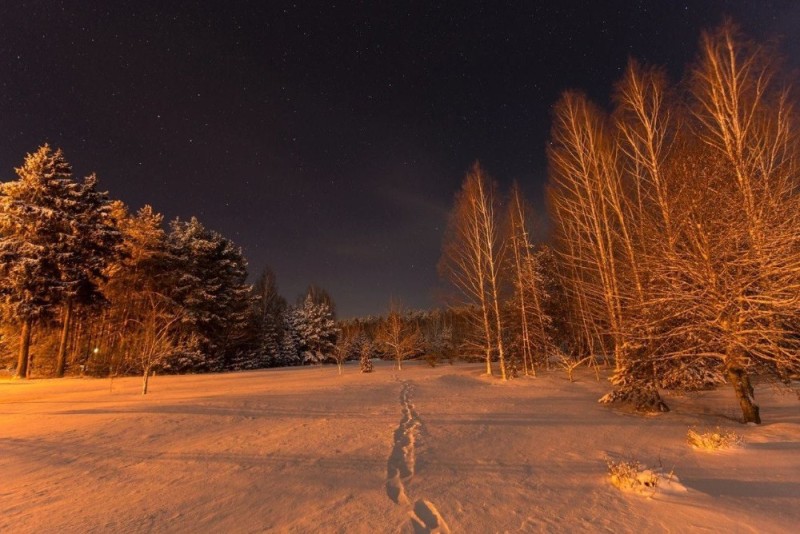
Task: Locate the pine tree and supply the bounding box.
[290,294,337,364]
[304,284,337,319]
[247,266,287,367]
[0,145,74,378]
[101,203,173,375]
[167,217,252,371]
[279,312,301,366]
[359,337,374,373]
[54,173,121,377]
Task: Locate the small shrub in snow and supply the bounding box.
[687,427,742,451]
[360,354,373,373]
[359,343,374,373]
[607,459,659,496]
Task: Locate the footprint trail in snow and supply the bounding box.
[386,380,450,533]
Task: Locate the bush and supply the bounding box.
[687,427,742,451]
[607,459,659,496]
[359,352,373,373]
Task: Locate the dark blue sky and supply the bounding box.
[1,1,797,317]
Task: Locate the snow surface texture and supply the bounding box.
[2,361,799,532]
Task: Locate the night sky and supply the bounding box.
[1,1,797,317]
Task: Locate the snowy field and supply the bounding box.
[2,361,799,533]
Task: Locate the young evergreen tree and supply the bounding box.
[359,337,374,373]
[290,294,337,364]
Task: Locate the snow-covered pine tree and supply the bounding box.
[246,266,288,368]
[304,284,337,319]
[278,311,301,366]
[291,294,337,364]
[359,337,374,373]
[167,217,252,372]
[0,145,75,378]
[54,172,122,377]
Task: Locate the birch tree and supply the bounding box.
[547,93,667,410]
[547,22,800,422]
[675,22,800,422]
[376,302,423,370]
[132,292,185,395]
[505,183,551,375]
[440,162,509,379]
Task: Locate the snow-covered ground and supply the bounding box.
[2,361,799,533]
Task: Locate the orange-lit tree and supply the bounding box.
[547,22,800,423]
[504,183,551,375]
[440,162,509,379]
[376,301,423,371]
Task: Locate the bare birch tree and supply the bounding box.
[332,328,355,375]
[548,21,800,422]
[130,291,185,395]
[505,182,551,375]
[440,162,509,378]
[547,92,667,409]
[672,22,800,422]
[376,302,423,371]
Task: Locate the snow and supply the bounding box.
[2,361,799,532]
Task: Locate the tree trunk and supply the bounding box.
[337,361,342,375]
[142,368,151,395]
[15,318,33,379]
[727,363,761,424]
[481,304,493,376]
[55,299,73,378]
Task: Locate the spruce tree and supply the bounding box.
[54,173,121,376]
[359,338,374,373]
[167,217,252,371]
[279,313,301,366]
[291,294,337,364]
[0,145,74,378]
[247,266,287,367]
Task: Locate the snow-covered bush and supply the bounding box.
[607,459,659,496]
[360,351,373,373]
[687,427,742,451]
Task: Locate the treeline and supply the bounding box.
[437,22,800,423]
[339,306,475,368]
[0,145,338,389]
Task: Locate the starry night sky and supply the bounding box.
[1,1,797,317]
